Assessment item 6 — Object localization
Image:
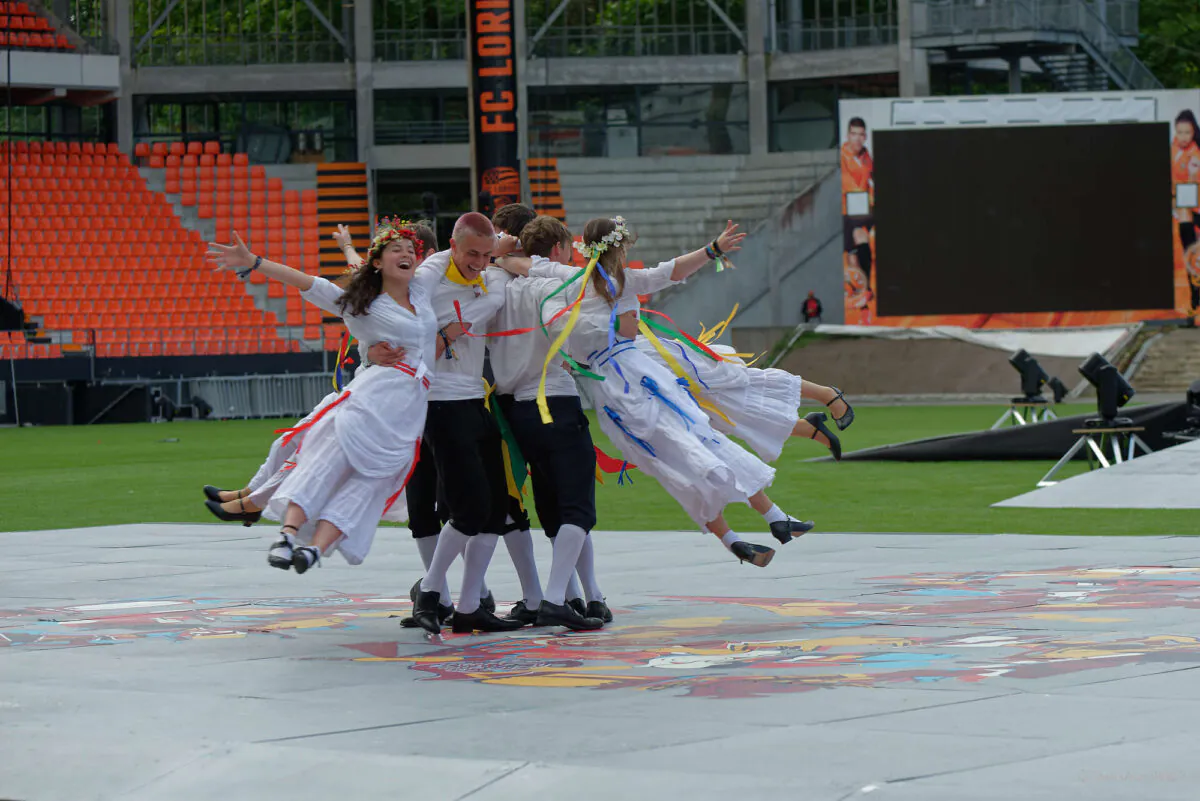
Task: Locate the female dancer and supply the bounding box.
[206,220,438,572]
[498,218,813,565]
[201,223,438,526]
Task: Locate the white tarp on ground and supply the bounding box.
[994,438,1200,510]
[814,324,1134,358]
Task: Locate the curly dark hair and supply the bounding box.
[338,231,422,317]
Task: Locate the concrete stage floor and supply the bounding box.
[4,524,1200,801]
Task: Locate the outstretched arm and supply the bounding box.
[333,223,366,268]
[668,220,746,282]
[207,232,316,292]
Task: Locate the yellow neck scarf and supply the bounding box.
[447,259,487,293]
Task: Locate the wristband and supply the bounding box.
[438,328,455,360]
[709,239,724,257]
[704,244,718,261]
[236,254,263,279]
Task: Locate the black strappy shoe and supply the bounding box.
[268,526,297,570]
[204,498,261,527]
[292,545,322,575]
[825,386,855,431]
[805,411,842,461]
[203,485,229,502]
[731,541,775,567]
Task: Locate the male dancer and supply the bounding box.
[487,207,608,630]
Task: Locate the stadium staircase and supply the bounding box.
[557,151,838,269]
[1129,328,1200,394]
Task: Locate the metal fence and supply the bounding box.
[186,372,336,419]
[374,120,470,146]
[775,21,899,51]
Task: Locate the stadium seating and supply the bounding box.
[0,2,76,50]
[1,140,305,358]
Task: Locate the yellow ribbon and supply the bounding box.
[636,318,734,427]
[446,258,487,293]
[537,253,600,424]
[697,303,739,345]
[484,379,526,510]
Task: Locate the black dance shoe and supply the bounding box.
[586,600,614,623]
[826,386,855,431]
[204,498,261,528]
[504,600,541,626]
[731,541,775,567]
[291,545,321,575]
[769,518,815,545]
[567,598,587,618]
[805,411,842,461]
[480,590,497,614]
[536,600,604,631]
[267,537,294,570]
[411,590,445,635]
[203,485,228,502]
[451,607,525,633]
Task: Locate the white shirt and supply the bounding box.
[300,276,437,371]
[526,256,683,364]
[490,273,580,401]
[412,249,510,401]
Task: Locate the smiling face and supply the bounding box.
[374,238,418,283]
[449,231,494,278]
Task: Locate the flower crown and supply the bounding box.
[369,216,425,260]
[574,216,629,258]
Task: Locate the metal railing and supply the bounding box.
[186,372,336,419]
[373,31,466,61]
[916,0,1161,90]
[531,25,744,58]
[374,120,470,146]
[775,22,899,51]
[134,35,349,67]
[528,121,751,158]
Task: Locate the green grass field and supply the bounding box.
[0,404,1193,535]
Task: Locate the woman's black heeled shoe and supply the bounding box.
[825,386,855,431]
[805,411,842,461]
[203,485,226,502]
[204,498,261,527]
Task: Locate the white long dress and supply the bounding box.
[634,337,803,464]
[248,276,437,564]
[529,257,775,529]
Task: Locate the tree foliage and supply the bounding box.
[1135,0,1200,88]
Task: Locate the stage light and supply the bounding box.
[1048,376,1069,404]
[1078,352,1135,425]
[1009,349,1049,401]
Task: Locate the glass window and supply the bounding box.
[769,76,896,151]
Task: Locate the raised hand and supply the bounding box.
[207,231,255,273]
[332,223,353,250]
[715,220,747,254]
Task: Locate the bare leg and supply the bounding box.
[218,487,249,502]
[310,520,344,554]
[791,417,831,448]
[221,497,263,514]
[800,380,848,419]
[707,513,731,542]
[748,491,772,515]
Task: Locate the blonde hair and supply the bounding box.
[581,217,637,306]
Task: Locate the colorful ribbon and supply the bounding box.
[636,318,733,426]
[333,331,353,392]
[537,252,601,424]
[274,390,350,447]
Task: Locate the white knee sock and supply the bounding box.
[415,536,452,603]
[566,573,584,603]
[545,524,587,605]
[457,533,499,615]
[420,524,469,604]
[720,530,742,550]
[575,535,604,603]
[503,528,544,606]
[762,504,788,524]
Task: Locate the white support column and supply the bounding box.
[746,0,769,155]
[353,0,376,222]
[898,0,930,97]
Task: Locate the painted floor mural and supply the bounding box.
[6,566,1200,699]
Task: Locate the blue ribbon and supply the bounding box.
[617,461,635,485]
[640,375,695,430]
[603,405,656,457]
[594,260,621,354]
[669,339,712,391]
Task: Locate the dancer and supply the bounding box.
[401,212,528,635]
[201,223,439,525]
[489,208,609,629]
[206,219,437,573]
[496,217,814,564]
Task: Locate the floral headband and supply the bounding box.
[369,216,425,261]
[574,216,630,258]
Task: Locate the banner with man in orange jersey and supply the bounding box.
[468,0,521,215]
[839,92,1199,329]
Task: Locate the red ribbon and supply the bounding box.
[639,308,726,362]
[594,445,635,473]
[273,390,350,447]
[382,437,422,515]
[452,299,540,337]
